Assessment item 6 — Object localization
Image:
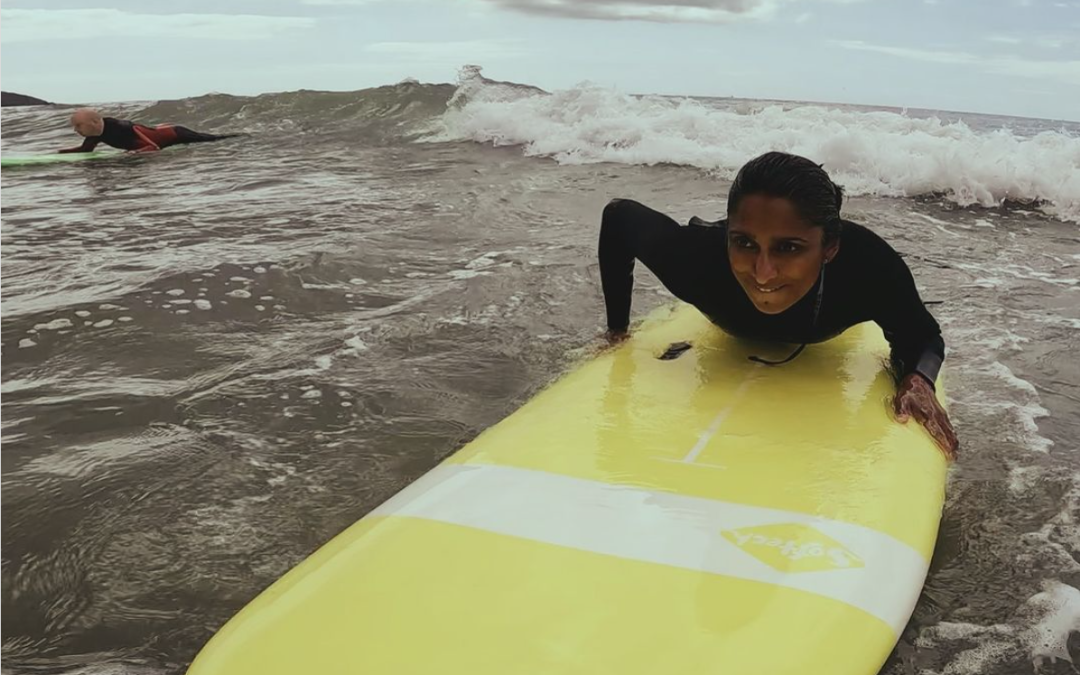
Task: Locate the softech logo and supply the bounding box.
[721,524,864,572]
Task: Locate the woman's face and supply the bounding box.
[728,194,838,315]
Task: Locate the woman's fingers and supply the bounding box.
[922,405,959,461]
[894,391,913,423]
[895,384,960,461]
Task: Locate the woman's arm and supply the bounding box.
[867,233,958,458]
[598,199,708,334]
[58,137,100,154]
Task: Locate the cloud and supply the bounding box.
[1,8,315,42]
[832,40,977,65]
[476,0,869,23]
[365,39,528,61]
[300,0,383,4]
[475,0,785,23]
[992,56,1080,84]
[833,40,1080,86]
[986,34,1074,49]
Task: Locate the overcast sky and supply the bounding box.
[3,0,1078,120]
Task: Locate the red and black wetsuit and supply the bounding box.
[62,117,241,153]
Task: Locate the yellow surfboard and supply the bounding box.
[187,304,948,675]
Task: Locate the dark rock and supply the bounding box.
[2,92,52,107]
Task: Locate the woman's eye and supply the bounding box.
[732,236,755,249]
[777,242,801,253]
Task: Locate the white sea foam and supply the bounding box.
[433,77,1080,222]
[1021,581,1080,669]
[33,318,73,331]
[915,580,1080,673]
[974,361,1053,453]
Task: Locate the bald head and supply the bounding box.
[71,108,104,137]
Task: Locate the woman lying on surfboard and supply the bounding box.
[59,108,242,154]
[599,151,958,459]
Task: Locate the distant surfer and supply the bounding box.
[599,151,959,458]
[58,108,242,154]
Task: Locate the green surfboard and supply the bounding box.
[1,152,121,168]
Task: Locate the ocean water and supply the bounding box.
[2,66,1078,674]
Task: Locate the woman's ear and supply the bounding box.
[824,239,840,264]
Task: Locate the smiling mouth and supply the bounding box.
[754,284,784,294]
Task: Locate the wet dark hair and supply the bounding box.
[727,152,844,244]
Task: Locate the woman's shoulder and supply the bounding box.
[686,216,729,242]
[838,219,903,261]
[102,117,135,131]
[833,220,917,288]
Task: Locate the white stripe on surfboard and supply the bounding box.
[370,463,928,636]
[677,371,757,465]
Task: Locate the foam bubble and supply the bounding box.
[345,336,369,352]
[166,289,185,296]
[449,270,491,280]
[33,318,73,331]
[194,299,212,310]
[227,290,252,299]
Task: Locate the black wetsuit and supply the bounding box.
[599,199,945,384]
[67,117,240,153]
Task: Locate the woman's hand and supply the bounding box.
[604,329,630,345]
[595,329,630,354]
[893,373,959,461]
